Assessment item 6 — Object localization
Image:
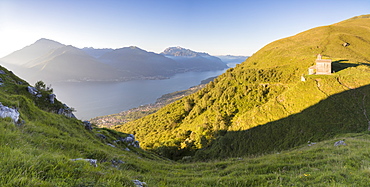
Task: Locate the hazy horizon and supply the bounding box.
[1,0,369,57]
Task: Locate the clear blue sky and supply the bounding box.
[0,0,369,57]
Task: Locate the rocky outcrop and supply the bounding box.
[133,179,147,187]
[83,121,93,131]
[334,140,347,146]
[48,94,56,104]
[111,159,125,168]
[96,133,107,139]
[120,134,140,148]
[70,158,98,167]
[0,103,19,122]
[27,86,42,97]
[57,104,76,118]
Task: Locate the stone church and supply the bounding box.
[308,54,332,75]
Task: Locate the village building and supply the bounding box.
[308,54,332,75]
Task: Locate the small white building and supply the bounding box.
[308,54,332,75]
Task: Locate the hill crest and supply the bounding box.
[115,14,370,160]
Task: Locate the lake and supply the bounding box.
[52,69,227,120]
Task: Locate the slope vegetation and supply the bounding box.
[115,15,370,159]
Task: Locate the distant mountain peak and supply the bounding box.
[161,46,208,57]
[34,38,63,45]
[129,46,139,49]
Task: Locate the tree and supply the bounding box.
[35,80,53,93]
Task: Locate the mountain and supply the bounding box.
[24,45,132,82]
[161,47,228,71]
[81,47,114,58]
[1,41,229,84]
[99,46,181,77]
[115,15,370,160]
[217,55,249,67]
[0,38,64,66]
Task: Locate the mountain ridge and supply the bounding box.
[0,40,229,84]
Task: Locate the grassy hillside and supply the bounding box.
[1,66,370,186]
[0,65,166,186]
[115,15,370,159]
[1,15,370,186]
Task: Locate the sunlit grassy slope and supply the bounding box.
[115,15,370,159]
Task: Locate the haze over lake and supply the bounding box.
[52,69,227,120]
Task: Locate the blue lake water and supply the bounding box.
[52,69,227,120]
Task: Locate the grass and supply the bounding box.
[2,15,370,186]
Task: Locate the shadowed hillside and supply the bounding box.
[196,77,370,160]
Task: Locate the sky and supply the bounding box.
[0,0,369,57]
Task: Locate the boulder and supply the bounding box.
[49,94,56,104]
[111,159,125,167]
[27,86,38,95]
[107,143,116,148]
[133,180,147,187]
[334,140,347,146]
[96,133,107,139]
[0,70,5,74]
[83,121,93,131]
[307,141,316,146]
[57,104,76,118]
[0,103,19,122]
[70,158,98,167]
[121,134,140,148]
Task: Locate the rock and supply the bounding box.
[96,133,107,139]
[70,158,98,167]
[342,42,350,47]
[124,136,134,143]
[125,148,130,151]
[0,103,19,122]
[334,140,347,146]
[83,121,93,131]
[301,76,306,82]
[57,104,76,118]
[27,86,38,95]
[133,180,147,187]
[49,94,56,104]
[121,134,140,148]
[107,143,116,148]
[307,141,316,146]
[0,70,5,74]
[111,159,125,167]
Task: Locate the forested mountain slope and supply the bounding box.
[115,15,370,159]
